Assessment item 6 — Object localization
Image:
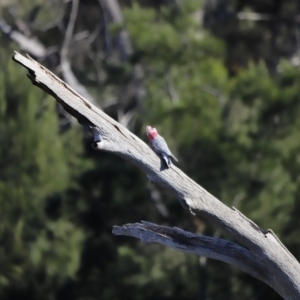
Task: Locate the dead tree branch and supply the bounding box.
[0,19,46,58]
[113,221,268,284]
[60,0,96,104]
[12,52,300,300]
[100,0,145,127]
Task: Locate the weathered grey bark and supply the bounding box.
[12,52,300,300]
[113,221,269,283]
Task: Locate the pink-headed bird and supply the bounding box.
[146,126,178,168]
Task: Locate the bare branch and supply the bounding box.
[60,0,78,59]
[237,12,274,21]
[0,18,46,58]
[100,0,145,124]
[60,0,96,104]
[12,52,300,300]
[100,0,133,57]
[117,108,136,127]
[113,221,269,284]
[30,1,66,31]
[148,185,169,217]
[236,12,300,23]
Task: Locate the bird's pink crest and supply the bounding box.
[146,125,158,140]
[146,126,152,134]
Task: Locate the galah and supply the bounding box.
[146,126,178,168]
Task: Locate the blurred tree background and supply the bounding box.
[1,0,300,299]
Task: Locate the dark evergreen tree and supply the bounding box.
[1,0,300,299]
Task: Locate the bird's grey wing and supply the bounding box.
[152,136,170,153]
[152,136,178,163]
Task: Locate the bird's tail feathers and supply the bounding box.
[170,153,178,162]
[162,154,172,168]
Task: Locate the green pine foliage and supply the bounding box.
[124,2,300,299]
[1,0,300,299]
[0,49,86,298]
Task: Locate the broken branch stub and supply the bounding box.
[12,52,300,300]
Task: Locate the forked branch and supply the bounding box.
[12,52,300,300]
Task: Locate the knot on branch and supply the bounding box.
[90,126,115,152]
